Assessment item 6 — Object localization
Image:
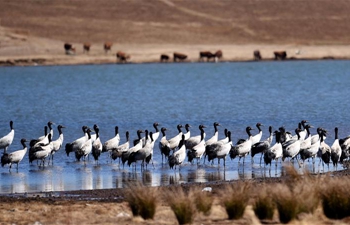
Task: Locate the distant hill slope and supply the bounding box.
[1,0,350,45]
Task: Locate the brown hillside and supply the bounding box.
[1,0,350,65]
[1,0,350,45]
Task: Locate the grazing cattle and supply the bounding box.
[104,42,113,54]
[64,43,75,55]
[199,51,215,62]
[173,52,187,62]
[160,54,169,62]
[274,51,287,60]
[83,43,91,53]
[116,51,130,63]
[215,50,223,59]
[254,50,262,61]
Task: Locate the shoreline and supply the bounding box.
[0,166,349,224]
[0,54,348,67]
[1,167,348,201]
[1,34,350,67]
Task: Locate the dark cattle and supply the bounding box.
[116,51,130,63]
[214,50,223,59]
[83,43,91,53]
[160,54,169,62]
[173,52,187,62]
[64,43,75,55]
[254,50,262,61]
[104,42,113,53]
[274,51,287,60]
[199,51,215,62]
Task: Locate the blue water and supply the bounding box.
[0,60,349,194]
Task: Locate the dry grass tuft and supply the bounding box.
[320,177,350,220]
[253,185,275,221]
[166,187,196,224]
[125,183,158,220]
[272,168,320,223]
[283,165,304,186]
[191,188,213,216]
[221,182,250,220]
[293,177,320,214]
[273,184,298,224]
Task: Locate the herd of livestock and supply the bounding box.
[63,42,288,63]
[0,120,349,172]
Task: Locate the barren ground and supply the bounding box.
[1,0,350,66]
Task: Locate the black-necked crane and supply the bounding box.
[264,130,283,169]
[205,122,220,146]
[168,135,186,169]
[185,124,206,151]
[158,127,171,163]
[318,129,331,171]
[230,126,254,166]
[75,128,93,162]
[251,126,273,165]
[183,124,191,140]
[128,131,155,169]
[251,123,263,145]
[187,125,206,164]
[1,138,27,171]
[92,125,103,163]
[65,126,88,157]
[206,131,233,167]
[151,122,160,143]
[29,133,53,167]
[111,131,129,162]
[49,125,65,164]
[121,130,143,168]
[0,121,15,153]
[331,127,342,171]
[102,126,120,155]
[282,128,302,167]
[168,124,183,150]
[299,126,321,167]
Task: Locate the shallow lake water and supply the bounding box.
[0,60,349,194]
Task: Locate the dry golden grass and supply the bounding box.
[320,177,350,220]
[220,182,251,220]
[125,183,158,220]
[165,187,196,224]
[190,187,214,216]
[252,184,275,221]
[3,168,350,224]
[273,183,299,224]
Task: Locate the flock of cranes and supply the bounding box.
[0,120,349,173]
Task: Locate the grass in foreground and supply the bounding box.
[273,184,299,224]
[166,187,196,224]
[320,177,350,219]
[253,185,275,221]
[125,183,158,220]
[191,188,213,216]
[221,182,250,220]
